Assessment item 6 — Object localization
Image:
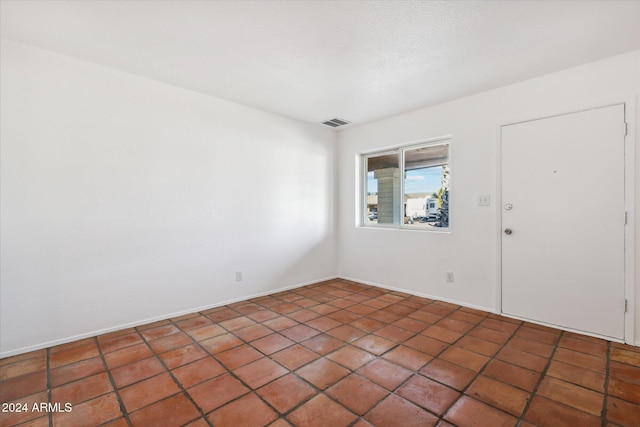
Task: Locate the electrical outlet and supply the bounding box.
[235,271,243,281]
[446,272,454,283]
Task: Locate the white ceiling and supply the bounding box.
[1,0,639,128]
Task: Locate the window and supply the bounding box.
[362,139,450,230]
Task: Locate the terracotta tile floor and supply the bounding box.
[2,279,640,427]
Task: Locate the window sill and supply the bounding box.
[358,224,451,233]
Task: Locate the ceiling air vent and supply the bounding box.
[322,118,351,128]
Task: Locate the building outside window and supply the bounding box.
[362,139,450,230]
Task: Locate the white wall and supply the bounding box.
[2,40,638,358]
[337,51,640,345]
[0,40,338,357]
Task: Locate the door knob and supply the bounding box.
[504,228,512,235]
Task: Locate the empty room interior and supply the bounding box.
[1,1,640,426]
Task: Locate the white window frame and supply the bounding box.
[359,136,451,232]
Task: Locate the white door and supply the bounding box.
[501,104,626,340]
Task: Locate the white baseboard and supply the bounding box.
[3,274,635,358]
[340,275,640,348]
[0,275,339,359]
[337,275,495,314]
[500,312,627,344]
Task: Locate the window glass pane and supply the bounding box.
[365,152,399,225]
[403,144,449,228]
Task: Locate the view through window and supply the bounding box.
[363,140,450,229]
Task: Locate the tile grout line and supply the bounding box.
[151,298,636,426]
[272,287,421,425]
[354,302,508,424]
[5,280,636,427]
[135,325,215,427]
[46,348,52,427]
[293,284,400,421]
[206,309,324,419]
[517,329,565,426]
[353,297,499,424]
[168,303,348,423]
[436,307,519,424]
[240,289,397,423]
[354,301,459,424]
[93,336,133,427]
[226,295,373,423]
[433,306,494,413]
[273,288,410,423]
[228,285,421,424]
[601,340,612,427]
[175,302,318,422]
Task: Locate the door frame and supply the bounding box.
[496,99,636,344]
